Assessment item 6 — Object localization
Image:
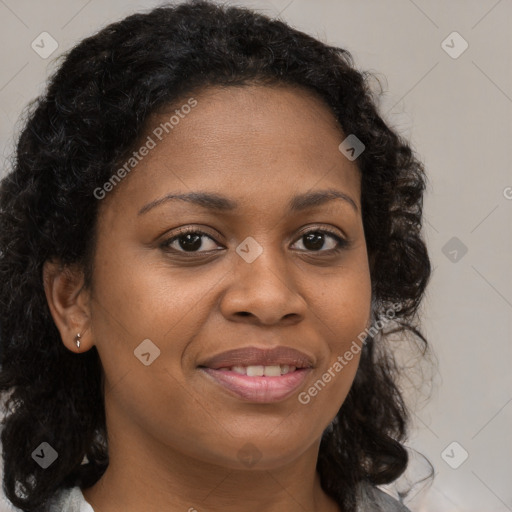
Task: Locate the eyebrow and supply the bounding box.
[138,188,358,216]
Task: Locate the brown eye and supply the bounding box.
[162,230,221,253]
[291,229,349,253]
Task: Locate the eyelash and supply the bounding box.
[160,226,350,256]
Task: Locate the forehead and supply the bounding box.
[164,84,345,159]
[101,84,361,217]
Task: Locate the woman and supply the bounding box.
[0,1,432,511]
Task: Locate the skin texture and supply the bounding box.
[43,84,372,512]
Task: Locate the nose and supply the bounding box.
[219,246,307,326]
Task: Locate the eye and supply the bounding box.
[291,228,349,253]
[161,229,223,254]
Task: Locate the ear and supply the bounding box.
[42,260,92,353]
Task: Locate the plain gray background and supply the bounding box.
[0,1,511,511]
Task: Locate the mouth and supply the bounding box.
[213,364,299,376]
[198,346,314,403]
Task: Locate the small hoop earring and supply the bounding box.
[75,333,81,350]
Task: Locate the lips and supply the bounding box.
[197,346,315,403]
[198,346,315,370]
[200,367,312,403]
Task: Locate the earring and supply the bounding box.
[75,333,81,350]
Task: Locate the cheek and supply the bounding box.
[89,252,213,440]
[89,248,206,394]
[306,258,372,347]
[297,302,367,425]
[298,263,371,416]
[92,244,218,341]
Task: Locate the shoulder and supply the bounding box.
[45,486,94,512]
[356,481,411,512]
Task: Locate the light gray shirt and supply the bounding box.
[44,483,411,511]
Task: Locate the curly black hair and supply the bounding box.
[0,1,432,510]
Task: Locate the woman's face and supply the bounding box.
[87,84,372,470]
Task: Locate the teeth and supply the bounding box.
[247,365,264,377]
[222,365,297,376]
[263,365,281,376]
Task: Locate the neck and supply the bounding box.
[82,426,341,512]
